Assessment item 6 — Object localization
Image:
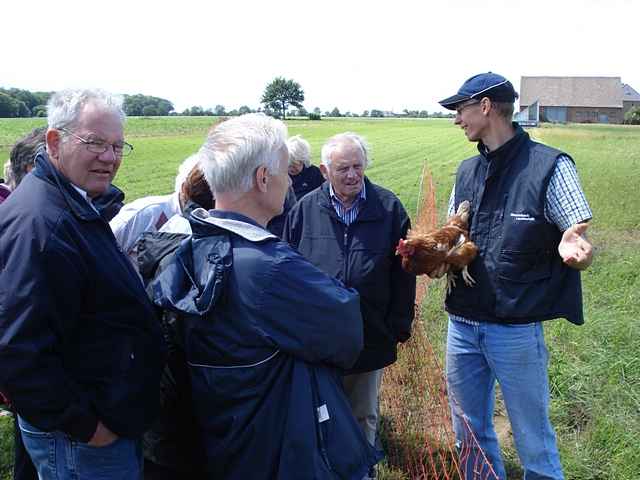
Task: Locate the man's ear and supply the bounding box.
[46,129,61,159]
[480,97,492,116]
[255,165,269,193]
[319,164,328,180]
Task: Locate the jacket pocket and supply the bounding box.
[497,250,552,283]
[495,250,555,319]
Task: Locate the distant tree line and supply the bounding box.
[179,105,256,117]
[0,88,50,117]
[0,84,454,120]
[123,94,174,116]
[0,88,179,118]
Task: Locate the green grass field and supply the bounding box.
[1,117,639,479]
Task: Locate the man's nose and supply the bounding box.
[98,145,118,162]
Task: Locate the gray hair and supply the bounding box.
[199,113,288,194]
[287,135,311,167]
[321,132,371,169]
[47,88,125,130]
[174,154,202,193]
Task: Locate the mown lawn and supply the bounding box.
[0,118,638,479]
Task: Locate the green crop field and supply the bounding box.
[1,117,639,479]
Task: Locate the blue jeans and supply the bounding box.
[446,319,564,480]
[18,416,143,480]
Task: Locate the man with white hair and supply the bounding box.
[148,113,380,479]
[284,132,416,478]
[0,89,164,480]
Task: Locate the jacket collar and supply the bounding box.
[477,123,529,178]
[32,150,102,222]
[93,184,125,220]
[318,176,384,223]
[190,208,277,243]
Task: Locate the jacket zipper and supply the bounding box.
[310,368,336,474]
[342,224,350,285]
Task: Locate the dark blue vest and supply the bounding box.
[445,126,584,325]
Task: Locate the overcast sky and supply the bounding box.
[2,0,638,114]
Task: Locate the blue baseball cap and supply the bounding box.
[439,72,518,110]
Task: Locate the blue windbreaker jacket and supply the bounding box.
[149,208,381,479]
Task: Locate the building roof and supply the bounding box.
[520,76,622,108]
[622,83,640,102]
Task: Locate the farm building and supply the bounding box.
[519,76,640,124]
[623,83,640,113]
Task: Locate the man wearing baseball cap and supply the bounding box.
[437,72,593,479]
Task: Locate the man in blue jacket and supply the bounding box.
[284,132,416,478]
[438,72,593,479]
[149,113,380,479]
[0,89,164,480]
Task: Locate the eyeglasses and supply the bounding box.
[455,100,481,116]
[60,128,133,157]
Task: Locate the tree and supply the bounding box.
[330,107,341,117]
[214,105,226,116]
[238,105,252,115]
[370,109,384,118]
[261,77,304,119]
[624,106,640,124]
[362,110,369,117]
[16,101,30,117]
[0,92,20,117]
[189,106,204,116]
[8,89,39,112]
[32,105,47,117]
[142,105,158,116]
[123,94,174,116]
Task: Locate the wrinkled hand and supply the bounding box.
[427,263,450,279]
[558,223,593,270]
[88,421,118,447]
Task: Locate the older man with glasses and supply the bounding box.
[0,89,164,480]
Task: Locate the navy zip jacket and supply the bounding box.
[284,178,416,374]
[149,208,381,479]
[0,152,165,442]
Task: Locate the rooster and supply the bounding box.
[396,200,478,293]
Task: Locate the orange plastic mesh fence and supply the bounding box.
[380,163,499,479]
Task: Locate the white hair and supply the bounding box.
[287,135,311,167]
[321,132,371,169]
[47,88,125,130]
[174,154,202,193]
[199,113,288,194]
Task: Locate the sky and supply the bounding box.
[2,0,638,114]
